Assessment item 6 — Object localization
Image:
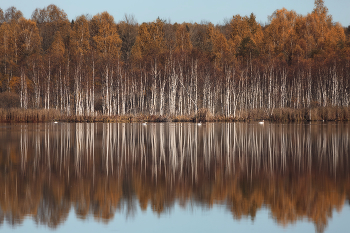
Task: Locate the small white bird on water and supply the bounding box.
[197,122,202,126]
[142,122,147,126]
[258,120,264,125]
[54,121,58,124]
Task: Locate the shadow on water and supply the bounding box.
[0,122,349,232]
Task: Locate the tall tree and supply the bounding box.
[71,15,92,115]
[117,14,138,63]
[31,5,70,53]
[17,17,41,108]
[230,13,262,61]
[132,18,165,63]
[175,23,192,54]
[265,8,299,62]
[0,7,23,91]
[91,12,122,115]
[31,5,70,109]
[0,8,5,24]
[4,6,23,22]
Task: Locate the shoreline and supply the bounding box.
[1,107,350,123]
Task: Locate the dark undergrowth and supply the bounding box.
[0,107,350,123]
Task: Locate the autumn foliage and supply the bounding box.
[0,1,349,119]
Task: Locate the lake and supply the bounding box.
[0,122,349,233]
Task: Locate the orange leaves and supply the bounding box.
[325,22,345,49]
[265,8,299,60]
[213,32,229,59]
[72,15,90,58]
[0,22,11,51]
[18,18,41,61]
[175,23,192,54]
[135,23,154,56]
[132,19,165,61]
[9,75,33,94]
[45,4,68,23]
[31,5,70,53]
[131,36,142,63]
[49,31,65,63]
[230,13,262,60]
[313,0,328,19]
[9,76,21,93]
[211,27,231,65]
[117,15,138,62]
[0,21,18,67]
[148,19,165,49]
[92,12,122,61]
[0,8,4,23]
[262,1,345,63]
[230,14,250,44]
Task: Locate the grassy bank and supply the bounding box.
[1,107,350,123]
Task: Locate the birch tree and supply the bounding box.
[92,12,122,115]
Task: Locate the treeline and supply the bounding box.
[0,0,350,119]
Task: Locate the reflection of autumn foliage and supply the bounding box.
[0,155,349,231]
[263,174,345,232]
[0,122,349,233]
[1,161,348,232]
[130,164,347,233]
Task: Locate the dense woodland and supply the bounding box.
[0,0,350,120]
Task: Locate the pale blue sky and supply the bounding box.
[0,0,349,26]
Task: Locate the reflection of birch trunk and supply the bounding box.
[169,123,177,178]
[140,122,146,173]
[121,123,126,167]
[33,124,41,172]
[20,125,28,172]
[194,123,198,182]
[159,123,166,173]
[280,127,286,173]
[45,123,51,172]
[75,123,83,175]
[151,124,158,179]
[10,122,350,187]
[307,124,312,173]
[225,123,231,173]
[103,123,111,175]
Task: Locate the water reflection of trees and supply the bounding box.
[0,123,349,232]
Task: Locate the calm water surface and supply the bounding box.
[0,122,349,233]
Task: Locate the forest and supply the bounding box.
[0,0,350,122]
